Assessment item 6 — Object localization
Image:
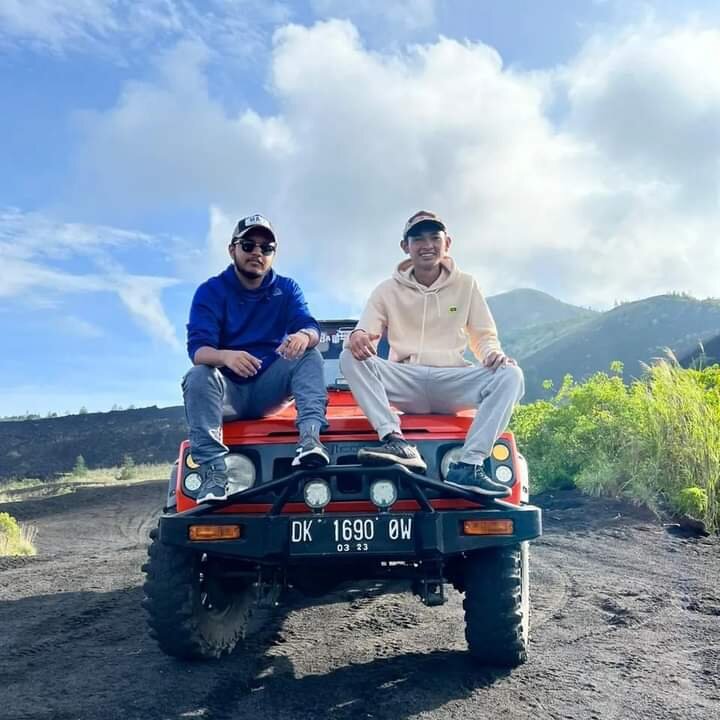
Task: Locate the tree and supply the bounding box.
[73,455,88,476]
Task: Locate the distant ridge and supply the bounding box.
[520,294,720,400]
[487,288,598,361]
[487,288,597,333]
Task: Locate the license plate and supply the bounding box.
[288,515,415,556]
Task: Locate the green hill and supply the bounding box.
[486,288,598,361]
[520,294,720,400]
[487,288,597,333]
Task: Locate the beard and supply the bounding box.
[233,255,267,280]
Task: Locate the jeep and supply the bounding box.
[142,321,542,667]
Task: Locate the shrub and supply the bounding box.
[0,512,37,556]
[116,455,136,481]
[72,454,88,477]
[512,359,720,532]
[675,487,709,518]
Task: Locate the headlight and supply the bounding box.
[304,479,331,509]
[225,454,256,494]
[495,465,514,484]
[440,446,464,478]
[184,472,202,492]
[370,480,397,509]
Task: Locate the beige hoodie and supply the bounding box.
[351,257,502,366]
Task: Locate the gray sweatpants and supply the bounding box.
[182,349,328,465]
[339,349,524,465]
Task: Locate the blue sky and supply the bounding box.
[2,0,720,415]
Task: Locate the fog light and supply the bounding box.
[184,472,202,492]
[189,525,243,540]
[304,479,331,509]
[494,465,514,484]
[491,444,510,462]
[462,519,514,536]
[370,480,398,509]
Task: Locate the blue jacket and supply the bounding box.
[186,265,320,383]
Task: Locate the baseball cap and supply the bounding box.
[232,214,276,242]
[403,210,446,239]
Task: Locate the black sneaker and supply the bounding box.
[292,437,330,468]
[196,457,229,503]
[445,462,510,497]
[357,434,427,471]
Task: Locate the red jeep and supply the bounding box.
[143,321,542,666]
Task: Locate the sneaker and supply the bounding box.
[445,462,510,497]
[357,434,427,471]
[196,457,229,503]
[292,437,330,468]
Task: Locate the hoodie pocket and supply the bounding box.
[407,349,471,367]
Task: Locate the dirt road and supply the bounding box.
[1,482,718,720]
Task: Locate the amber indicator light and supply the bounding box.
[462,519,514,536]
[189,525,243,541]
[491,444,510,462]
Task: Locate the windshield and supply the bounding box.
[318,320,389,388]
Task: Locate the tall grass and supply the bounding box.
[512,358,720,532]
[0,512,37,556]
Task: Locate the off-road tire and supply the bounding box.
[463,542,529,667]
[142,528,255,660]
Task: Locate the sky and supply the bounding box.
[1,0,720,415]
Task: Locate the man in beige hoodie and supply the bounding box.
[340,211,524,496]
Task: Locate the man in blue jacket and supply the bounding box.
[184,214,329,503]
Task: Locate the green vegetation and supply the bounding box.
[512,358,720,532]
[72,455,88,477]
[116,455,136,481]
[0,462,172,504]
[0,512,37,556]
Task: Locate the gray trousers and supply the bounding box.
[182,348,328,465]
[339,349,524,465]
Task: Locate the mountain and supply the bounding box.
[520,294,720,400]
[487,289,598,360]
[679,333,720,368]
[487,289,598,333]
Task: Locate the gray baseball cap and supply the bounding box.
[232,214,276,242]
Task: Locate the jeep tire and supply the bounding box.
[142,528,255,660]
[463,542,529,667]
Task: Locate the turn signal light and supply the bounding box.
[188,525,243,541]
[462,519,514,536]
[491,444,510,461]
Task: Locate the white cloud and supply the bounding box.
[71,19,720,311]
[311,0,436,34]
[563,23,720,210]
[0,208,181,347]
[0,0,116,51]
[0,0,291,58]
[116,275,181,349]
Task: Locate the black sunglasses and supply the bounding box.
[233,238,277,255]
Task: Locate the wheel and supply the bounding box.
[463,542,529,667]
[142,528,255,659]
